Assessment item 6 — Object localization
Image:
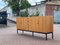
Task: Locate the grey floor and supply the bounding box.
[0,21,60,45]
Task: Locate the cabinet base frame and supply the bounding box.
[17,29,53,40]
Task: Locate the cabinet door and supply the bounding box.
[42,16,53,33]
[28,17,36,32]
[42,16,46,33]
[35,17,39,32]
[16,18,23,30]
[38,16,43,32]
[23,17,29,30]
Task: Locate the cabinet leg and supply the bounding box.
[46,34,47,40]
[52,33,53,39]
[32,32,34,36]
[22,31,24,34]
[17,30,18,34]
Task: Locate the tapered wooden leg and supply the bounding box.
[46,34,47,40]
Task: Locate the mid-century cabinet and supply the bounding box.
[16,16,53,40]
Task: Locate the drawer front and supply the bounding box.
[28,17,36,31]
[16,18,23,30]
[23,17,29,30]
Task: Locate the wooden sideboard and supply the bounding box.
[16,16,53,40]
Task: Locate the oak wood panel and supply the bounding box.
[16,17,23,30]
[28,17,36,31]
[23,17,29,30]
[42,16,53,33]
[38,16,43,32]
[34,17,39,32]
